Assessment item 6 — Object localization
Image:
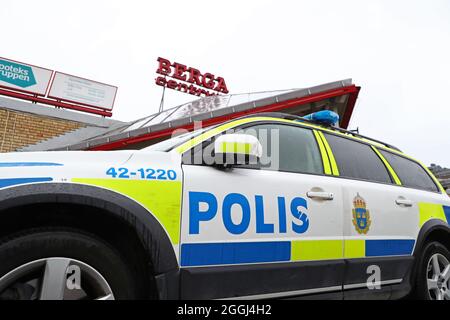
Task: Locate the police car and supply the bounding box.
[0,112,448,300]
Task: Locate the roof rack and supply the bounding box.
[241,112,402,152]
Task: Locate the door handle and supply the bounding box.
[307,191,334,200]
[395,198,413,207]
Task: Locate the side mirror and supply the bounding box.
[214,134,262,166]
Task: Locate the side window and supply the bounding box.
[379,150,439,192]
[323,133,392,184]
[237,123,323,175]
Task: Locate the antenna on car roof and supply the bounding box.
[349,127,359,134]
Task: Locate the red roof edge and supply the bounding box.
[340,86,361,129]
[89,84,360,151]
[0,88,113,117]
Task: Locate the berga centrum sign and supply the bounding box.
[155,57,229,97]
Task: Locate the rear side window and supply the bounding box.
[379,150,439,192]
[323,133,392,184]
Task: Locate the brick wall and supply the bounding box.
[0,107,84,152]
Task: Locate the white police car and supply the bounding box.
[0,112,448,300]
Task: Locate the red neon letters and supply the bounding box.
[155,57,229,97]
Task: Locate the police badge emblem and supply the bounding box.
[352,193,371,234]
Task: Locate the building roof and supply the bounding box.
[54,78,360,151]
[429,164,450,193]
[0,96,125,152]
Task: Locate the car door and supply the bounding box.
[321,132,419,299]
[375,148,450,233]
[179,122,345,299]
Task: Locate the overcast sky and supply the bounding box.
[3,0,450,166]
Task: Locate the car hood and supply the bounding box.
[0,150,182,187]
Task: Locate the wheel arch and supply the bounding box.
[0,182,180,298]
[414,219,450,257]
[407,219,450,293]
[404,219,450,298]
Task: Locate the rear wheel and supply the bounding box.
[414,241,450,300]
[0,228,142,300]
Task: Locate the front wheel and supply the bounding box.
[414,241,450,300]
[0,228,141,300]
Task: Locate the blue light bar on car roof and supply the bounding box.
[303,110,339,126]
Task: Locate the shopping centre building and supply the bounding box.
[2,80,450,195]
[0,56,448,194]
[0,79,359,152]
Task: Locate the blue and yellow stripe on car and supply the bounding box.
[0,162,63,167]
[0,162,61,189]
[0,177,54,188]
[343,239,415,258]
[71,178,183,245]
[418,203,450,227]
[180,238,416,267]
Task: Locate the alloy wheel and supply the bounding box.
[0,257,114,300]
[426,253,450,300]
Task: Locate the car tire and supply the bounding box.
[0,228,142,300]
[413,241,450,300]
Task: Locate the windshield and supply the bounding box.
[143,126,212,152]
